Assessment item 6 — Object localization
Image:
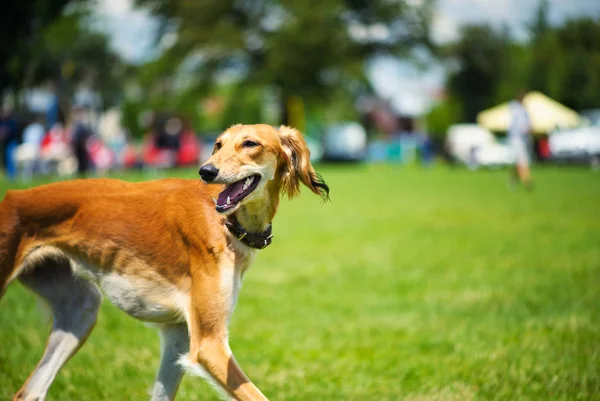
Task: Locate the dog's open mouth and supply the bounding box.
[215,174,261,213]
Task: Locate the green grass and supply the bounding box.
[1,165,599,400]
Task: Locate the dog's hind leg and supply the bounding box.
[151,324,189,401]
[13,259,101,401]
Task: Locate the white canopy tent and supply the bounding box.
[477,92,581,134]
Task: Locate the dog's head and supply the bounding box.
[199,124,329,215]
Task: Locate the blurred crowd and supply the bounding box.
[0,105,203,181]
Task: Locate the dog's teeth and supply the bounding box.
[227,196,231,204]
[242,177,253,191]
[212,197,217,205]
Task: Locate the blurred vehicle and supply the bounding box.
[446,124,515,168]
[305,135,323,163]
[549,126,600,165]
[473,142,515,167]
[322,122,367,162]
[580,109,600,127]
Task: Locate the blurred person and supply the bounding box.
[41,123,74,175]
[87,136,115,174]
[143,116,182,168]
[419,132,434,167]
[45,83,60,129]
[70,105,93,176]
[0,106,19,180]
[176,123,200,166]
[106,129,128,169]
[18,114,46,180]
[508,91,533,189]
[157,117,182,156]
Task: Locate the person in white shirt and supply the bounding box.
[18,114,46,181]
[508,92,533,189]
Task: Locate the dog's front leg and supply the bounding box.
[183,336,268,401]
[178,263,268,401]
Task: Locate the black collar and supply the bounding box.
[225,215,273,250]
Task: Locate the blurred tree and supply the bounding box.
[419,0,600,136]
[35,13,127,110]
[526,1,600,111]
[1,0,127,114]
[528,0,552,95]
[445,24,511,122]
[550,18,600,111]
[0,0,74,92]
[424,95,462,139]
[494,42,532,104]
[135,0,434,127]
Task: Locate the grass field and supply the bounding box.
[0,165,599,400]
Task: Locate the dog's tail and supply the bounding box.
[0,191,21,301]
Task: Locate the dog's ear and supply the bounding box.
[278,125,329,200]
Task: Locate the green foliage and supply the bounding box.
[425,96,463,139]
[494,43,533,104]
[121,100,145,139]
[133,0,433,124]
[38,13,126,109]
[445,1,600,123]
[220,84,263,128]
[1,166,599,400]
[550,19,600,111]
[446,24,511,122]
[1,0,128,113]
[0,0,75,91]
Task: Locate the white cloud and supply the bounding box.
[94,0,600,61]
[375,0,600,115]
[91,0,159,63]
[368,55,446,116]
[91,0,600,116]
[96,0,130,15]
[431,0,600,44]
[431,12,460,44]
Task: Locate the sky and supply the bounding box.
[92,0,600,116]
[432,0,600,43]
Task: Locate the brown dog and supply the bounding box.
[0,124,328,401]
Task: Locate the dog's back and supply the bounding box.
[0,178,218,300]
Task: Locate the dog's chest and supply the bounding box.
[220,245,256,321]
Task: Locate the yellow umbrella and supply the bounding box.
[476,91,581,133]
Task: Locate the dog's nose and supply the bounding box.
[199,164,219,182]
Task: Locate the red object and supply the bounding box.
[177,130,201,166]
[123,146,139,168]
[142,131,201,167]
[539,137,551,159]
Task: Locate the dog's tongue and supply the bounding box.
[217,180,245,206]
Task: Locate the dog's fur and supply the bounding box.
[0,124,328,401]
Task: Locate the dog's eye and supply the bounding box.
[243,140,260,148]
[213,142,222,154]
